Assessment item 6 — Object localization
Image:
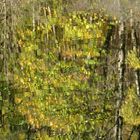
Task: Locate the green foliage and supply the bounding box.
[0,0,127,139]
[127,49,140,69]
[9,4,110,138]
[121,86,140,126]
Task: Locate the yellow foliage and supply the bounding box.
[127,49,140,69]
[121,87,140,125]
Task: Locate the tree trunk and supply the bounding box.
[115,21,125,140]
[130,9,140,97]
[131,9,140,140]
[0,92,3,127]
[32,2,35,32]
